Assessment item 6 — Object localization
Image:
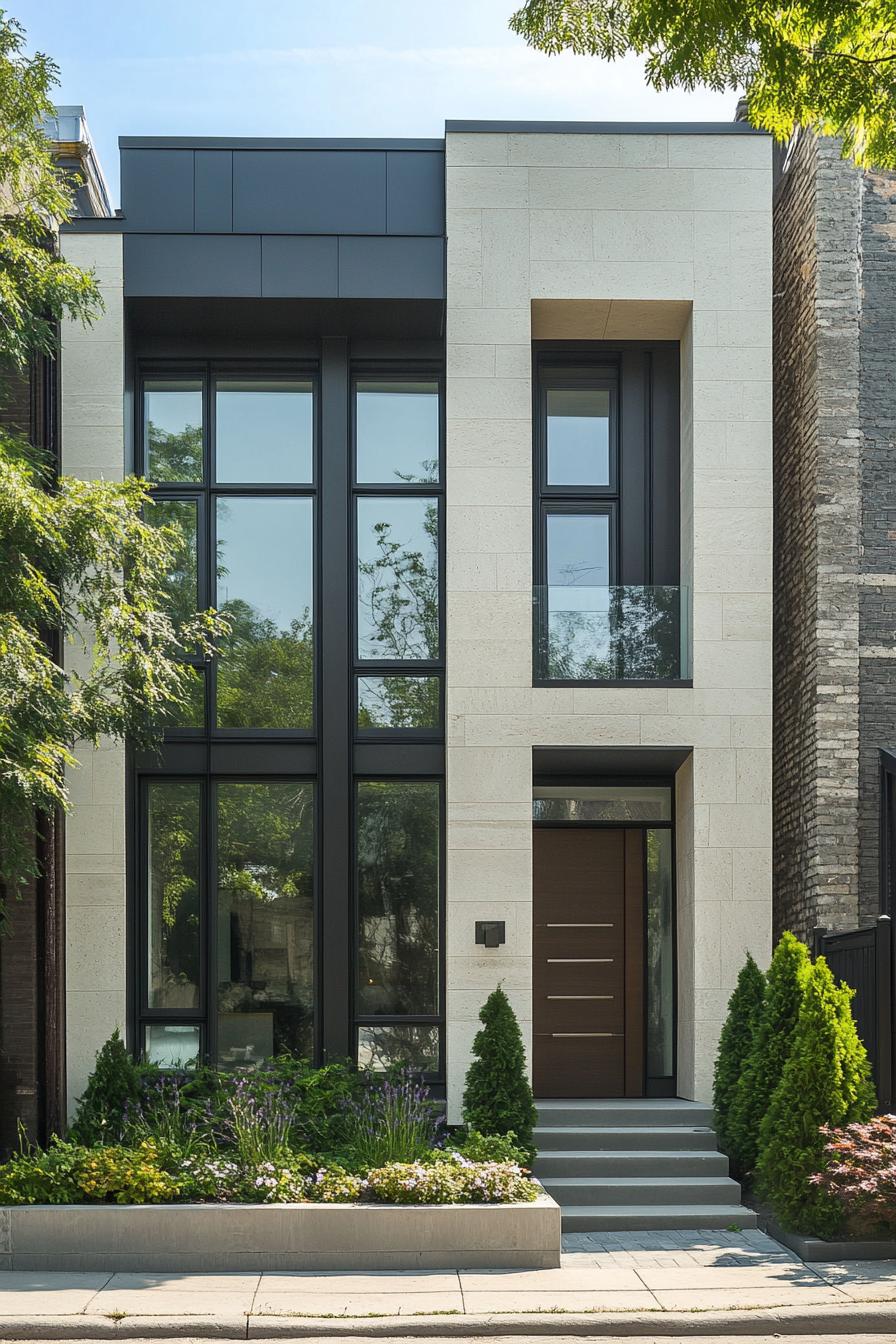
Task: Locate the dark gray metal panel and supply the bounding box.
[386,152,444,236]
[533,746,691,778]
[445,119,767,136]
[121,136,445,150]
[124,235,261,297]
[194,151,233,231]
[120,149,194,231]
[260,236,338,297]
[337,236,444,299]
[232,151,387,234]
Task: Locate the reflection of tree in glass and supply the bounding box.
[216,599,313,729]
[359,503,439,660]
[148,782,201,1009]
[145,500,197,630]
[359,1025,440,1074]
[217,782,315,1058]
[544,586,680,680]
[146,419,203,483]
[357,675,439,730]
[357,782,439,1018]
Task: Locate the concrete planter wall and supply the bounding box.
[0,1192,560,1272]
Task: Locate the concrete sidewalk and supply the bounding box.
[1,1230,895,1337]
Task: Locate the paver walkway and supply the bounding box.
[0,1230,894,1330]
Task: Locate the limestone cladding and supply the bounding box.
[59,231,127,1115]
[444,131,773,1118]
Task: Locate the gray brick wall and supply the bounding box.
[774,133,896,938]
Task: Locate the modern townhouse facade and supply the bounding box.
[774,130,896,943]
[55,119,773,1167]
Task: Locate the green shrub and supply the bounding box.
[341,1070,443,1170]
[712,952,765,1162]
[452,1129,530,1167]
[69,1030,150,1145]
[727,931,811,1178]
[0,1139,178,1205]
[363,1154,539,1205]
[305,1166,364,1203]
[757,957,877,1236]
[462,986,537,1161]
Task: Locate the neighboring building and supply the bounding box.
[57,121,773,1155]
[0,108,111,1149]
[773,130,896,942]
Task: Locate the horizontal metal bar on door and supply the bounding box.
[546,957,614,963]
[547,994,614,1000]
[542,1032,622,1038]
[545,922,614,928]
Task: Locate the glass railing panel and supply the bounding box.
[533,585,689,682]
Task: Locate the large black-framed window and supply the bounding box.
[533,343,685,686]
[133,347,445,1079]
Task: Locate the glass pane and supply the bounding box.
[357,676,440,730]
[145,498,198,628]
[356,781,439,1016]
[545,513,611,678]
[357,496,439,660]
[357,1024,439,1074]
[144,381,203,483]
[356,380,439,484]
[547,385,611,486]
[533,785,672,823]
[157,665,205,731]
[216,496,313,728]
[216,781,314,1065]
[144,1023,201,1070]
[215,381,313,484]
[147,781,201,1010]
[646,829,674,1079]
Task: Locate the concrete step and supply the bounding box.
[534,1149,730,1179]
[535,1099,715,1128]
[560,1203,759,1232]
[534,1124,717,1152]
[539,1175,743,1207]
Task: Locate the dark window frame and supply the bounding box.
[538,363,619,497]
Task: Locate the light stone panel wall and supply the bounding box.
[445,130,773,1118]
[60,231,127,1115]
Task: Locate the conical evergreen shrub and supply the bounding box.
[727,931,811,1178]
[712,952,765,1160]
[756,957,877,1236]
[462,985,537,1160]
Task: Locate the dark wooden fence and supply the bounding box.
[813,915,894,1110]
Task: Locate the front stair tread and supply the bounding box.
[534,1125,716,1150]
[559,1204,758,1232]
[535,1100,714,1126]
[540,1176,743,1206]
[534,1150,730,1176]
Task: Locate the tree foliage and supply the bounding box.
[756,956,877,1236]
[712,951,765,1161]
[463,985,538,1161]
[0,10,101,365]
[727,930,811,1178]
[510,0,896,169]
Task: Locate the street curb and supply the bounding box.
[3,1301,896,1339]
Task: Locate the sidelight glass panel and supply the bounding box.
[356,380,439,484]
[216,781,314,1065]
[546,386,611,486]
[357,496,439,661]
[147,781,201,1010]
[357,675,440,730]
[145,498,199,629]
[144,381,203,483]
[215,496,313,728]
[357,1024,440,1074]
[533,785,672,823]
[215,381,313,484]
[646,828,674,1079]
[545,512,611,678]
[356,781,439,1016]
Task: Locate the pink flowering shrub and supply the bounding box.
[363,1153,539,1205]
[811,1114,896,1235]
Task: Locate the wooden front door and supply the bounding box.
[533,828,645,1098]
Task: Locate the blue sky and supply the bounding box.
[17,0,735,207]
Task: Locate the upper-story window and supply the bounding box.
[353,374,442,734]
[533,346,687,686]
[141,367,316,732]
